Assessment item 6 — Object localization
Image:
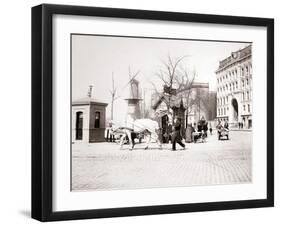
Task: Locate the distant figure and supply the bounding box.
[199,116,208,139]
[197,120,202,132]
[224,120,229,131]
[106,121,115,142]
[216,119,222,130]
[209,122,213,135]
[167,122,173,143]
[202,118,208,137]
[191,123,199,142]
[172,117,185,151]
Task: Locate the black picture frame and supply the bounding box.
[32,4,274,222]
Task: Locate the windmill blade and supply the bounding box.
[122,69,140,90]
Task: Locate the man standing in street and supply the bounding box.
[172,117,185,151]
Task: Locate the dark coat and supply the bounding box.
[172,120,182,142]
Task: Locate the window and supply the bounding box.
[246,91,249,100]
[224,108,226,115]
[243,105,246,111]
[236,81,238,89]
[242,80,244,88]
[242,92,245,101]
[248,104,250,112]
[94,111,101,128]
[246,78,249,86]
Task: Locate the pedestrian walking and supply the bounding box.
[171,117,185,151]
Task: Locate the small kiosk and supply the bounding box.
[72,97,108,143]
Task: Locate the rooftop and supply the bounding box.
[216,45,252,73]
[72,97,108,106]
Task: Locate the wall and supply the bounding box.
[89,103,107,142]
[0,0,279,226]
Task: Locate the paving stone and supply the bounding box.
[72,131,251,191]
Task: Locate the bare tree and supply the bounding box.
[153,54,189,111]
[175,68,196,126]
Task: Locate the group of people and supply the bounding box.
[217,119,229,130]
[105,116,218,151]
[238,122,244,129]
[165,116,211,149]
[190,117,210,143]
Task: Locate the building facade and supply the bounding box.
[215,45,252,128]
[72,97,108,143]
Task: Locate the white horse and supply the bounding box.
[112,119,162,150]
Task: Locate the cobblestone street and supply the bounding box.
[72,130,252,191]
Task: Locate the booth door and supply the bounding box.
[76,112,83,140]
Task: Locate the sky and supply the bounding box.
[72,34,249,124]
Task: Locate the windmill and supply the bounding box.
[124,67,142,121]
[109,67,142,122]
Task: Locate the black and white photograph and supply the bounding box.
[71,34,253,191]
[29,2,274,222]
